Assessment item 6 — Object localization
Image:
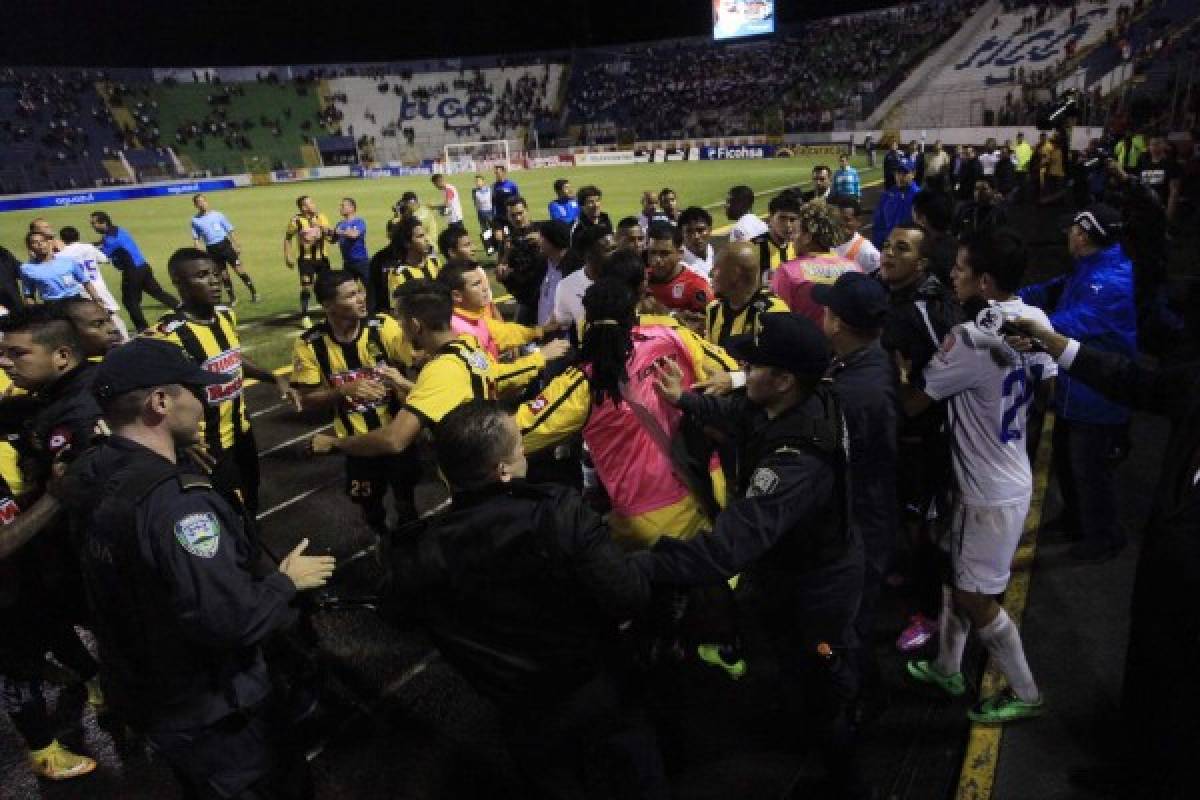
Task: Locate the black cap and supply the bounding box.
[537,219,572,250]
[1067,203,1122,245]
[93,338,230,403]
[812,272,889,329]
[724,312,831,377]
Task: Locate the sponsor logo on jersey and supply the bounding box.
[202,348,243,403]
[0,497,19,525]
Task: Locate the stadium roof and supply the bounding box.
[13,0,903,67]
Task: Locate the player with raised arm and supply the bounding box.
[896,229,1055,724]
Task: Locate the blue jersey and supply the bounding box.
[20,257,88,301]
[98,227,148,270]
[191,211,234,246]
[335,217,368,263]
[548,198,580,225]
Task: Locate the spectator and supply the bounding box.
[1019,204,1137,562]
[873,157,920,246]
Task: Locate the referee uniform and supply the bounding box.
[191,210,257,303]
[291,314,418,536]
[151,307,260,514]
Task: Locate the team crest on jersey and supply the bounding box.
[529,395,548,413]
[174,512,220,558]
[467,351,491,373]
[672,283,685,299]
[747,467,780,497]
[47,426,72,455]
[0,497,19,526]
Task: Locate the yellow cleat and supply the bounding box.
[29,740,97,781]
[697,644,748,681]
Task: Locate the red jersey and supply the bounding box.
[646,267,712,313]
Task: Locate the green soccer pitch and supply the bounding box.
[0,156,879,368]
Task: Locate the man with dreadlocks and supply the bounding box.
[771,201,861,327]
[517,278,726,548]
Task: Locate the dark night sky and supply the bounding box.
[7,0,900,67]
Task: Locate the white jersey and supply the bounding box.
[58,242,119,312]
[443,183,464,224]
[681,243,714,278]
[553,268,592,332]
[922,297,1057,506]
[728,212,767,243]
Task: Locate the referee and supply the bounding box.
[191,194,258,305]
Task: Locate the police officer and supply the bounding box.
[65,338,335,799]
[388,400,668,800]
[648,312,866,799]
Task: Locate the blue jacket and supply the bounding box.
[872,182,919,247]
[1019,244,1137,424]
[98,227,148,270]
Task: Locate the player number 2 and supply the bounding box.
[1000,368,1032,444]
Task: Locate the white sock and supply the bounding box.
[978,609,1040,703]
[934,585,970,676]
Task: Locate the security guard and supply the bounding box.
[645,311,866,799]
[152,248,290,516]
[388,400,668,799]
[290,270,417,536]
[66,338,335,799]
[310,279,565,459]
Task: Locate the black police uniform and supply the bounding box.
[389,480,668,800]
[69,435,307,799]
[641,386,865,794]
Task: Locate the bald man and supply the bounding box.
[706,241,789,349]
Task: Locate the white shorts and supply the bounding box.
[947,497,1031,595]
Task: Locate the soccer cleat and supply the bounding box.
[251,291,260,303]
[697,644,747,681]
[29,740,96,781]
[896,613,937,652]
[905,659,966,697]
[300,315,313,330]
[968,688,1045,724]
[84,677,107,714]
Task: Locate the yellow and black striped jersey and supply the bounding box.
[291,314,411,438]
[150,307,249,454]
[285,212,332,261]
[705,288,790,349]
[386,255,442,302]
[752,232,796,282]
[403,334,543,427]
[0,371,25,498]
[636,313,737,377]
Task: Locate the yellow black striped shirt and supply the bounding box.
[151,307,250,454]
[705,288,790,349]
[285,212,331,261]
[291,314,412,437]
[752,233,796,282]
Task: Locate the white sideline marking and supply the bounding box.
[382,651,439,696]
[255,480,336,521]
[258,424,333,457]
[249,402,283,419]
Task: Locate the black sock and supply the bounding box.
[223,275,235,300]
[300,289,311,315]
[240,272,256,292]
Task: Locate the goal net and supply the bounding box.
[443,140,511,175]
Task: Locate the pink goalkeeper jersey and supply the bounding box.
[771,252,862,327]
[583,325,703,519]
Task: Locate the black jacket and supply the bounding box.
[389,481,651,709]
[68,437,296,732]
[830,342,898,567]
[953,201,1009,237]
[27,361,104,487]
[0,245,22,313]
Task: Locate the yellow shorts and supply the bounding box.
[609,468,727,550]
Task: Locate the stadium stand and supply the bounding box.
[565,0,982,142]
[874,0,1128,128]
[326,64,565,162]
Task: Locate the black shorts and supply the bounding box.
[344,453,421,508]
[297,257,331,278]
[205,239,240,270]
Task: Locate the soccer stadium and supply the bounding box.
[0,0,1198,797]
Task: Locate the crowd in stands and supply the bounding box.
[568,0,981,138]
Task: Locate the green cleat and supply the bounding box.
[905,659,966,697]
[968,688,1045,724]
[697,644,747,681]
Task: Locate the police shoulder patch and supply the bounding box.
[747,467,781,497]
[174,512,220,558]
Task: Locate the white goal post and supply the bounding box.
[442,139,511,175]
